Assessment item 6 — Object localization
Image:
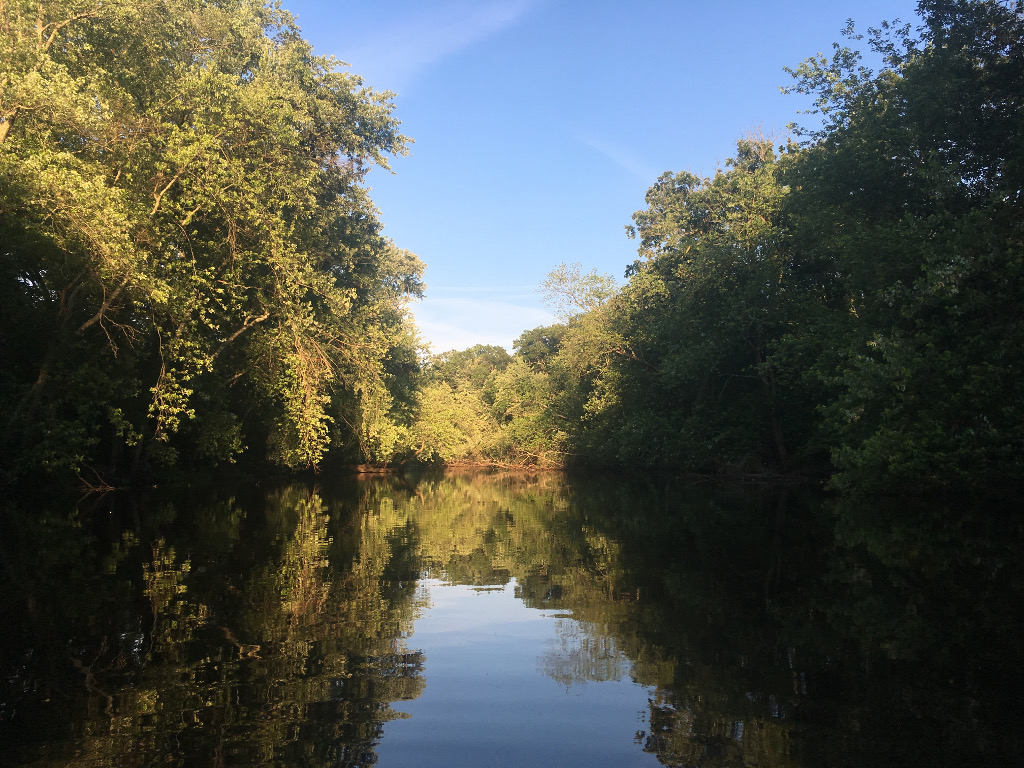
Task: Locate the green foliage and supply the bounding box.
[783,0,1024,493]
[405,382,498,463]
[429,344,512,392]
[0,0,423,482]
[403,340,575,467]
[475,0,1024,492]
[489,358,567,464]
[522,138,812,472]
[539,261,619,320]
[513,323,567,369]
[614,138,799,469]
[400,345,512,464]
[9,0,1020,494]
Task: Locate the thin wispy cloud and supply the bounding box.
[429,284,539,299]
[411,296,554,353]
[576,131,661,182]
[337,0,539,93]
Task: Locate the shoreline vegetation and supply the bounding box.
[2,0,1022,498]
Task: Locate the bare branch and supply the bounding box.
[212,312,270,360]
[78,276,130,335]
[42,11,99,51]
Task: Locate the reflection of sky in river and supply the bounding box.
[377,578,660,768]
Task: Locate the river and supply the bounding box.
[1,470,1020,766]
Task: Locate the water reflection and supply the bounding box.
[1,472,1021,767]
[1,485,424,768]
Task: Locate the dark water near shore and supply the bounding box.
[1,471,1021,767]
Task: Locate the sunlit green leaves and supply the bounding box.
[0,0,422,480]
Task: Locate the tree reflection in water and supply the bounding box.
[1,471,1021,767]
[541,620,630,690]
[1,485,425,768]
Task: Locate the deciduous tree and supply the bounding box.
[0,0,423,482]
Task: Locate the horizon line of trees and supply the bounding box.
[3,0,1021,497]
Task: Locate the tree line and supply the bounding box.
[401,0,1024,495]
[3,0,1021,496]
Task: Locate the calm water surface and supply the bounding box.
[377,579,657,767]
[1,470,1021,767]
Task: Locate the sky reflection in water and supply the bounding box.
[378,578,657,768]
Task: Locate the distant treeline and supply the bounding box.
[2,1,1021,495]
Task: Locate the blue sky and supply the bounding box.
[284,0,921,353]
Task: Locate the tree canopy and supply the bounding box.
[1,0,423,483]
[4,0,1021,497]
[423,0,1024,495]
